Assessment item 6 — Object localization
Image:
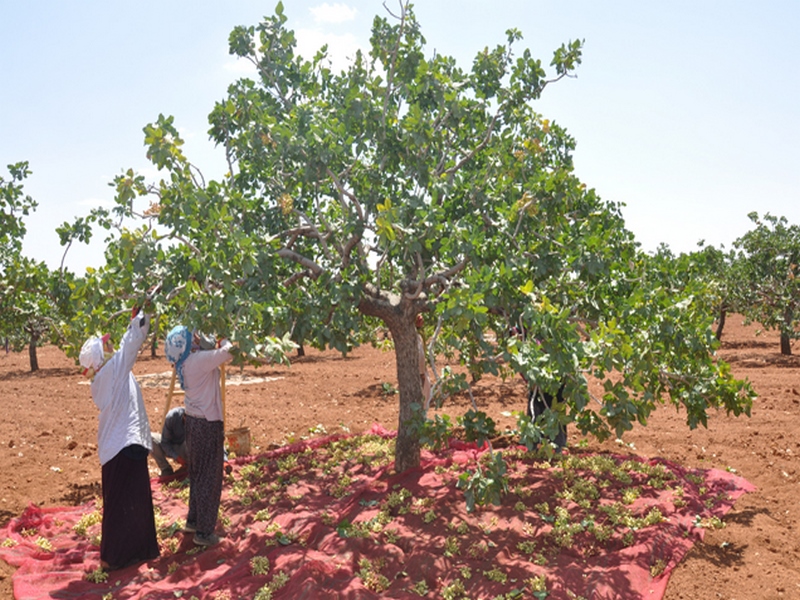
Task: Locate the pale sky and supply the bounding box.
[2,1,798,274]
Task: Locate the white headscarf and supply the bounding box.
[79,334,110,377]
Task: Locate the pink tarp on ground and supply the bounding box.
[0,425,755,599]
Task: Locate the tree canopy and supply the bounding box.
[1,162,37,264]
[59,2,754,473]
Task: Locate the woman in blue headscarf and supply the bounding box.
[165,326,233,547]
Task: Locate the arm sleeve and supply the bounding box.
[191,343,233,374]
[116,313,150,374]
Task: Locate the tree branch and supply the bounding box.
[426,258,468,283]
[169,234,203,257]
[277,248,324,279]
[341,234,362,268]
[380,0,407,131]
[444,112,499,176]
[326,167,365,222]
[282,269,313,287]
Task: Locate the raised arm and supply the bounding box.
[116,313,150,374]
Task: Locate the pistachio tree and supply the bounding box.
[66,2,753,472]
[691,242,753,341]
[0,163,81,370]
[649,243,743,341]
[0,163,52,370]
[734,212,800,355]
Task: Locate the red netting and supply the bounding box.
[0,424,754,600]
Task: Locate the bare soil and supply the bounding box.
[0,316,799,599]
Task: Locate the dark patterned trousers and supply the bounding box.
[185,415,225,536]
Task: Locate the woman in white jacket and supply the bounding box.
[165,326,233,547]
[79,312,159,570]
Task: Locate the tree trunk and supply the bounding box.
[781,308,793,356]
[29,332,39,372]
[715,307,727,341]
[358,287,426,473]
[149,314,160,357]
[391,318,423,473]
[780,332,792,356]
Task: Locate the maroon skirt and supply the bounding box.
[100,444,160,569]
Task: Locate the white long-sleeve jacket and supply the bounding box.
[90,314,152,465]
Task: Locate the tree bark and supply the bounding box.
[150,314,160,357]
[28,332,39,372]
[390,318,423,473]
[358,285,426,472]
[780,332,792,356]
[781,308,793,356]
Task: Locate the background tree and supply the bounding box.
[689,243,742,340]
[0,162,71,371]
[64,2,754,473]
[733,212,800,355]
[656,242,743,341]
[0,161,35,359]
[0,256,71,371]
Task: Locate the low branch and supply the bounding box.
[402,253,426,300]
[166,283,187,302]
[282,225,319,240]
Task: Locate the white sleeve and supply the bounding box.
[116,313,150,374]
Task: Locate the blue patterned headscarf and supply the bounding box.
[165,326,192,389]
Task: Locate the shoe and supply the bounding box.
[193,532,220,546]
[183,521,197,533]
[160,467,174,477]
